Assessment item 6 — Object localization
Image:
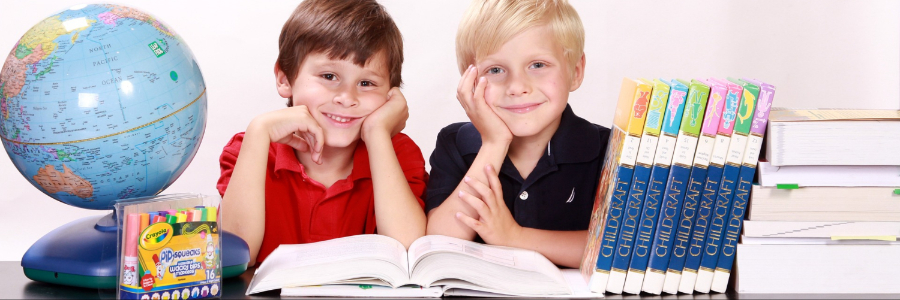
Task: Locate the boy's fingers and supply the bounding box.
[463,176,495,211]
[484,164,505,202]
[456,65,476,109]
[472,76,487,109]
[284,134,310,152]
[455,212,482,231]
[458,190,489,218]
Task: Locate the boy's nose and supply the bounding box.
[506,72,532,97]
[333,89,359,108]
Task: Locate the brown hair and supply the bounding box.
[277,0,403,105]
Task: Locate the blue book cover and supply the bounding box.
[680,79,740,291]
[709,79,775,293]
[610,164,648,274]
[665,167,706,275]
[642,80,709,294]
[627,164,668,275]
[715,165,754,274]
[683,163,723,275]
[645,164,690,275]
[694,77,760,293]
[607,80,671,293]
[696,162,739,280]
[584,78,650,292]
[623,80,687,289]
[662,79,724,293]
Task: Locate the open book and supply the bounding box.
[246,235,601,298]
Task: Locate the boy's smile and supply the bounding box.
[284,52,391,147]
[476,25,584,139]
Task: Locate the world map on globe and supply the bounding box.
[0,4,207,210]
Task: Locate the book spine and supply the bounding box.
[680,158,724,292]
[643,80,709,295]
[665,80,726,293]
[663,80,723,294]
[622,81,687,295]
[695,78,759,293]
[710,81,774,293]
[587,78,649,293]
[684,81,741,293]
[607,80,669,294]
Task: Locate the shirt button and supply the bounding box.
[519,191,528,200]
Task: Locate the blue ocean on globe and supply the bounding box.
[0,4,207,210]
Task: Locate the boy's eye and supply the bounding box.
[321,73,336,80]
[487,67,504,75]
[359,80,375,87]
[530,62,546,69]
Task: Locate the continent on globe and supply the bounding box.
[106,5,175,37]
[2,45,45,100]
[33,164,94,199]
[2,3,207,210]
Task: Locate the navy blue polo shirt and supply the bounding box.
[426,104,611,231]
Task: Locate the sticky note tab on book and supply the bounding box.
[831,236,897,242]
[776,183,799,190]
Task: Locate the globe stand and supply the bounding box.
[22,211,250,289]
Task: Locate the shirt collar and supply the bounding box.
[457,104,601,164]
[272,141,372,181]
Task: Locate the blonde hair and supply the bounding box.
[456,0,584,74]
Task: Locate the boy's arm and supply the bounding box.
[456,165,587,268]
[222,106,324,265]
[427,65,513,240]
[362,88,426,248]
[220,123,270,266]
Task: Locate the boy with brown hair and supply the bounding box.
[218,0,427,266]
[426,0,610,268]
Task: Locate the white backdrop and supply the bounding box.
[1,0,898,260]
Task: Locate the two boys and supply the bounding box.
[220,0,609,268]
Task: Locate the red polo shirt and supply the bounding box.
[217,132,427,264]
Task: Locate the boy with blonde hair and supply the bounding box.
[426,0,610,268]
[218,0,427,266]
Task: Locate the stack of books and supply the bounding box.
[581,77,775,294]
[735,109,900,294]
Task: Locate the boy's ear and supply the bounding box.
[569,54,586,92]
[274,63,294,99]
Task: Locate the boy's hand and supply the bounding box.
[361,87,408,143]
[455,164,523,246]
[253,105,325,163]
[457,65,513,146]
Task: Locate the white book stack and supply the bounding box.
[735,109,900,294]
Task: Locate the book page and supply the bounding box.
[768,109,900,121]
[246,235,410,294]
[406,235,571,296]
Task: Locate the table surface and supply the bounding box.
[2,262,898,299]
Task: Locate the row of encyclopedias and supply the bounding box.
[579,77,775,295]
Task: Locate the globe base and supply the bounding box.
[22,212,250,289]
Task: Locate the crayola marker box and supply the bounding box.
[116,194,222,300]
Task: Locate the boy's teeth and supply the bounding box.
[327,113,350,123]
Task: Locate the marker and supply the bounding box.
[176,213,187,223]
[139,213,150,232]
[166,214,178,225]
[148,212,159,224]
[123,214,140,286]
[185,210,195,222]
[207,207,218,222]
[153,215,166,224]
[191,209,202,222]
[158,211,168,218]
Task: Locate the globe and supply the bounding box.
[0,4,207,210]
